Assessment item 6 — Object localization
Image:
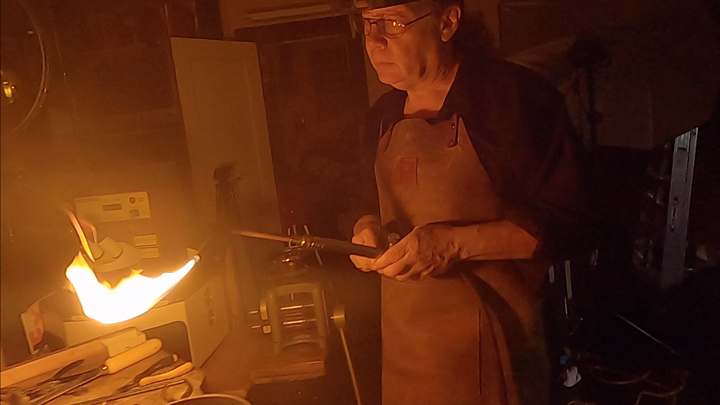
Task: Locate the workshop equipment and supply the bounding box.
[631,128,700,289]
[5,358,85,402]
[22,273,229,368]
[114,354,176,394]
[0,340,105,389]
[64,210,201,325]
[249,282,329,355]
[234,230,384,259]
[68,379,192,405]
[9,338,162,405]
[1,328,146,389]
[331,306,362,405]
[73,189,193,276]
[138,361,193,387]
[115,354,194,393]
[215,165,355,390]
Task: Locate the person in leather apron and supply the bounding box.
[349,0,589,404]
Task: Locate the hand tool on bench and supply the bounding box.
[32,338,163,405]
[67,379,192,405]
[114,354,193,394]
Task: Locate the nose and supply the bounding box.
[364,24,386,50]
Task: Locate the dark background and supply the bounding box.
[1,1,719,404]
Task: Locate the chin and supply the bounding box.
[375,68,407,89]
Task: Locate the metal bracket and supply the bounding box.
[660,128,698,289]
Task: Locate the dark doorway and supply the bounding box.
[236,17,370,239]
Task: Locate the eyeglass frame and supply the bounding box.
[355,12,432,39]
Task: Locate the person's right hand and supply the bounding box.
[350,215,381,272]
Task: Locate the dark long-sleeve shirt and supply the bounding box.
[361,54,592,261]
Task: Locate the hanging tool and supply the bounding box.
[233,230,384,258]
[31,338,163,405]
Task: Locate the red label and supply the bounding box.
[27,309,44,346]
[394,158,418,185]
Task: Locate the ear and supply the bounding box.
[440,5,462,43]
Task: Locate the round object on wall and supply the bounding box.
[0,0,48,142]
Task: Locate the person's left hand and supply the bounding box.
[371,224,459,281]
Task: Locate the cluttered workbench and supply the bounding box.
[2,283,361,405]
[0,169,378,405]
[1,337,208,405]
[1,225,377,405]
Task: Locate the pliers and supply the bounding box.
[114,354,193,394]
[0,359,88,405]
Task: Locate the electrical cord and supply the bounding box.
[583,363,652,386]
[574,352,688,405]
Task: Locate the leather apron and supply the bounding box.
[375,116,549,405]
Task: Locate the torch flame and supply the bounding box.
[66,253,199,324]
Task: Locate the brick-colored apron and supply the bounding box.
[375,115,549,405]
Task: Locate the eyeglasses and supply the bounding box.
[354,13,432,39]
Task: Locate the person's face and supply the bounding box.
[362,2,443,91]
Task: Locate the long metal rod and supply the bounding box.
[235,230,293,243]
[615,313,679,356]
[232,229,384,258]
[339,328,362,405]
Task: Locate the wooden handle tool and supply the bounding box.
[138,361,194,386]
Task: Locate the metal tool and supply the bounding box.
[332,306,362,405]
[114,354,177,394]
[0,359,83,401]
[67,379,191,405]
[660,128,698,289]
[138,359,193,387]
[233,230,384,258]
[31,338,163,405]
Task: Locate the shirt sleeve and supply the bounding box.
[461,61,593,261]
[501,83,593,261]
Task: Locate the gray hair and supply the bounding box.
[424,0,495,59]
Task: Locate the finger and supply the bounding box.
[420,265,435,279]
[380,254,410,278]
[350,255,374,272]
[352,229,378,248]
[351,234,368,246]
[371,242,407,270]
[396,262,429,282]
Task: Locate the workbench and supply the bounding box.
[3,351,205,405]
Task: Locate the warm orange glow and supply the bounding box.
[66,209,95,263]
[65,253,199,324]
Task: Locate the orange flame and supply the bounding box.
[65,253,199,324]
